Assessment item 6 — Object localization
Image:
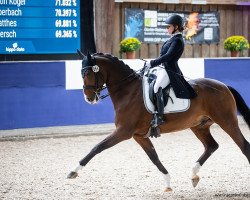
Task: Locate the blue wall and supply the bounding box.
[205,59,250,107]
[0,62,114,130]
[0,58,249,130]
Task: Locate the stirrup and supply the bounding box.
[151,113,165,128]
[144,126,161,138]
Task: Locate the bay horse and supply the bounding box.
[67,52,250,192]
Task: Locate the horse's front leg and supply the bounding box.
[67,128,131,179]
[133,135,172,192]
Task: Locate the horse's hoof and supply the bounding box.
[66,171,78,179]
[164,187,173,192]
[191,175,200,188]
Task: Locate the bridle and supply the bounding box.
[79,51,139,100]
[81,60,108,99]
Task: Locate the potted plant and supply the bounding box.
[120,37,141,59]
[224,35,249,57]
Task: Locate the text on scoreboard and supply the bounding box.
[0,0,80,54]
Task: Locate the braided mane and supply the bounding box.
[92,53,135,75]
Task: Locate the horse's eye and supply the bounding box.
[85,70,91,77]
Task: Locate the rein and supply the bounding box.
[82,58,140,100]
[104,70,139,98]
[98,71,139,100]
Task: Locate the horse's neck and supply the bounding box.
[107,73,141,110]
[97,56,140,108]
[105,62,135,89]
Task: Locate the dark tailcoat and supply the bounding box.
[150,33,197,99]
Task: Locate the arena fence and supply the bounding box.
[0,58,249,130]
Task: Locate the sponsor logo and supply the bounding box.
[6,42,25,53]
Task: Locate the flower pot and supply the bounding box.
[230,51,240,57]
[126,51,136,59]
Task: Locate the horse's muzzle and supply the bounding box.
[84,93,99,104]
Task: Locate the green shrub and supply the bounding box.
[224,36,249,52]
[120,37,141,53]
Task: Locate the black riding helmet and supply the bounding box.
[165,14,184,31]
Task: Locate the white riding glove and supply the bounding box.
[145,61,151,68]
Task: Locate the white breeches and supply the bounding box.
[151,66,170,93]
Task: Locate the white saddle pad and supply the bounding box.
[142,66,190,114]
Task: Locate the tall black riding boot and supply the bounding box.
[145,87,165,138]
[151,87,165,128]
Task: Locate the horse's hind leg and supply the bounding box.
[217,119,250,164]
[190,125,219,187]
[210,89,250,163]
[133,135,172,192]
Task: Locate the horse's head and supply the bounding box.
[78,50,106,104]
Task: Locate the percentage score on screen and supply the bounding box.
[55,0,76,6]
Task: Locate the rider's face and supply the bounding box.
[166,24,175,34]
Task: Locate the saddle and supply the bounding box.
[147,73,172,107]
[142,65,190,114]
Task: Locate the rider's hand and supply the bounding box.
[145,61,151,68]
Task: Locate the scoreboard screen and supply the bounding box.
[0,0,80,54]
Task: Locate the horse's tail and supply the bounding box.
[227,86,250,129]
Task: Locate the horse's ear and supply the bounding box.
[87,51,92,62]
[77,49,85,59]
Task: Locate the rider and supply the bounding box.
[145,14,197,136]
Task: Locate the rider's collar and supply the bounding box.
[170,32,182,38]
